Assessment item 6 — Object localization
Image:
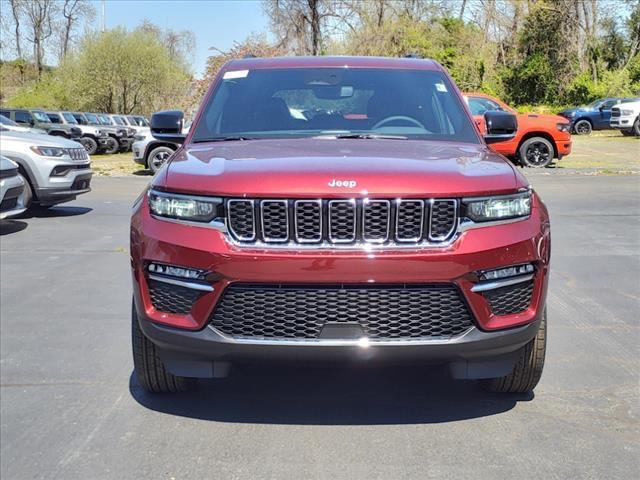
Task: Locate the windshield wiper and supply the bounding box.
[192,136,258,143]
[317,133,408,140]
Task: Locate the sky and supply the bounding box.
[90,0,270,77]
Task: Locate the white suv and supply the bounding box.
[0,131,92,209]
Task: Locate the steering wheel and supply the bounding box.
[372,115,425,130]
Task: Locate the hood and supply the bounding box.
[521,112,568,125]
[160,138,527,197]
[0,130,84,148]
[76,124,101,135]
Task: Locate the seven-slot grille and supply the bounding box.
[611,108,620,118]
[210,284,474,340]
[226,198,458,246]
[68,148,89,161]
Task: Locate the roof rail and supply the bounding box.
[404,53,422,59]
[243,54,257,59]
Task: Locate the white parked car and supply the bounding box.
[0,155,27,219]
[610,99,640,136]
[132,124,190,174]
[0,131,92,209]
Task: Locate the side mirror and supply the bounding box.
[151,110,186,144]
[483,110,517,144]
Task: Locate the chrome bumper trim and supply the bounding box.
[148,274,214,292]
[470,274,534,293]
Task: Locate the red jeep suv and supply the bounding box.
[131,56,550,394]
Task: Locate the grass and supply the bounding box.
[90,152,149,176]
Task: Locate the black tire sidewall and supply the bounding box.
[148,146,174,173]
[519,137,554,168]
[104,137,119,154]
[633,117,640,136]
[81,137,98,155]
[574,119,592,135]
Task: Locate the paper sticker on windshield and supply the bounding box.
[223,70,249,80]
[435,83,448,92]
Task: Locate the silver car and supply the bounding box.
[0,155,27,219]
[0,131,92,209]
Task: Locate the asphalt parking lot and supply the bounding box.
[1,175,638,479]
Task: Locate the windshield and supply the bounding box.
[62,112,78,124]
[32,111,52,123]
[586,100,602,109]
[98,115,113,125]
[85,113,99,124]
[0,115,19,126]
[133,116,149,126]
[112,116,125,125]
[192,68,478,143]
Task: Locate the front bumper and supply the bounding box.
[131,191,551,375]
[132,141,145,164]
[0,174,26,219]
[36,172,92,206]
[610,115,635,129]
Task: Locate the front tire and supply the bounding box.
[104,137,119,155]
[147,146,174,173]
[519,137,554,168]
[80,137,98,155]
[633,117,640,136]
[620,129,634,137]
[131,301,193,393]
[481,309,547,393]
[573,119,592,135]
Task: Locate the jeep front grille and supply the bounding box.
[68,148,89,161]
[226,198,458,247]
[611,108,620,118]
[210,284,474,340]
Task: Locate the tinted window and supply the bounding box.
[85,113,99,124]
[98,115,113,125]
[467,97,503,115]
[601,99,618,109]
[47,113,62,123]
[62,112,78,123]
[32,111,51,122]
[112,116,125,125]
[193,68,478,143]
[14,111,32,124]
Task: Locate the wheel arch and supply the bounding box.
[4,154,39,200]
[516,131,557,159]
[143,141,177,167]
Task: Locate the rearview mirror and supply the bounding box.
[483,111,517,144]
[151,110,186,144]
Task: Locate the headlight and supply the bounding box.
[556,123,571,132]
[30,146,68,157]
[148,189,222,223]
[621,109,633,115]
[463,192,531,222]
[564,111,576,117]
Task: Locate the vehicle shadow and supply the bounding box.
[129,365,532,425]
[16,206,92,219]
[0,219,28,235]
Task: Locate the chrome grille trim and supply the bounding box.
[294,200,323,243]
[362,199,391,243]
[328,199,356,243]
[260,199,289,242]
[225,197,464,248]
[428,199,458,241]
[395,199,425,242]
[227,199,256,241]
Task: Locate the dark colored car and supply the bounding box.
[557,98,636,135]
[131,56,550,395]
[0,108,83,140]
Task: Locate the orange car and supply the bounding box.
[464,92,572,168]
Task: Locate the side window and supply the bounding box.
[467,98,486,115]
[47,114,61,123]
[0,109,10,118]
[14,111,32,124]
[602,100,617,110]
